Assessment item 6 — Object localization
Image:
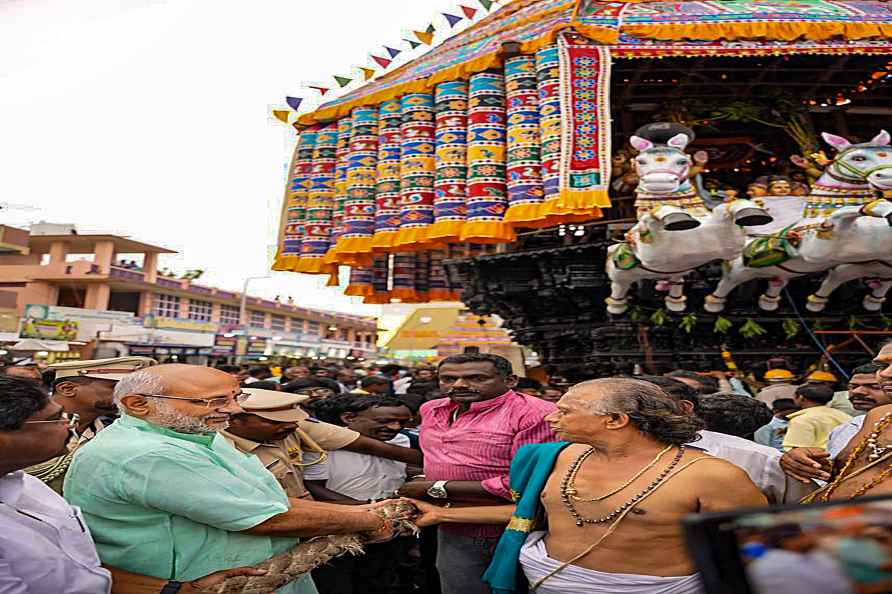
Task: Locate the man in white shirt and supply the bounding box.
[640,376,813,503]
[304,394,414,594]
[781,355,892,482]
[0,375,263,594]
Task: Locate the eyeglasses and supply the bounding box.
[25,412,80,430]
[139,392,250,409]
[295,388,334,397]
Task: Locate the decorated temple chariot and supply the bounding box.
[274,0,892,377]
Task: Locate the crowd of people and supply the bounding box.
[1,343,891,594]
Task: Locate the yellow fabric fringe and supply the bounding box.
[556,188,611,212]
[294,258,337,275]
[390,288,420,301]
[272,254,300,272]
[362,293,392,304]
[371,230,398,252]
[393,226,433,249]
[425,220,465,243]
[503,202,547,225]
[460,221,517,244]
[344,284,374,297]
[331,236,374,256]
[325,271,340,287]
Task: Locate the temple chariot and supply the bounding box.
[274,0,892,378]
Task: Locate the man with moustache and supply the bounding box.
[64,364,400,594]
[26,357,156,492]
[781,346,892,484]
[408,378,766,594]
[397,353,556,594]
[0,375,268,593]
[802,346,892,501]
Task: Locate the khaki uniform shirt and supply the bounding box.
[222,420,360,498]
[25,419,106,494]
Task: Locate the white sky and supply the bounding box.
[1,0,491,319]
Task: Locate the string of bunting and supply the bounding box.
[272,0,502,125]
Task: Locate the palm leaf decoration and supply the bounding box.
[739,319,768,339]
[713,316,733,334]
[680,314,698,334]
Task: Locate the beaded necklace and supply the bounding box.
[820,412,892,502]
[565,444,673,502]
[560,445,685,527]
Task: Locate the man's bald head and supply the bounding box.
[114,364,237,404]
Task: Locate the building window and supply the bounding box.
[153,294,180,318]
[250,311,266,327]
[188,299,213,322]
[306,321,321,336]
[219,304,241,325]
[270,314,286,331]
[289,318,303,333]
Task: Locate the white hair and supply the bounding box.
[113,369,164,415]
[112,368,227,433]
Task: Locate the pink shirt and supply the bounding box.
[419,390,557,537]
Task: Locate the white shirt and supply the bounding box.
[303,434,409,500]
[688,430,814,504]
[747,549,853,594]
[828,415,866,459]
[0,471,112,594]
[393,377,412,395]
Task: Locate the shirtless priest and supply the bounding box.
[409,378,767,594]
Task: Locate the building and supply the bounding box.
[383,305,527,373]
[0,225,378,362]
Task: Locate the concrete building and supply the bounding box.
[0,226,378,361]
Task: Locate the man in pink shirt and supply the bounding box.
[398,353,556,594]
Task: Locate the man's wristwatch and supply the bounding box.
[427,480,449,499]
[160,581,182,594]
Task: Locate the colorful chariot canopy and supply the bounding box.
[297,0,892,126]
[274,0,892,302]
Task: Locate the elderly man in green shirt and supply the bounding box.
[64,364,395,594]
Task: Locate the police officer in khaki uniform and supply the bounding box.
[26,356,156,492]
[221,389,360,499]
[222,389,422,499]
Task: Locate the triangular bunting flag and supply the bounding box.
[426,23,436,34]
[413,30,434,45]
[334,75,353,88]
[404,38,422,49]
[442,12,463,27]
[309,85,330,95]
[460,5,478,19]
[273,110,291,123]
[286,96,304,111]
[384,46,402,58]
[358,66,376,81]
[479,0,495,9]
[371,54,392,68]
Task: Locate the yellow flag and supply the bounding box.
[359,67,376,81]
[272,110,291,123]
[414,30,435,45]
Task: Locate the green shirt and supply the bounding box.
[63,414,316,594]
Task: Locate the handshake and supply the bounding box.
[359,497,445,543]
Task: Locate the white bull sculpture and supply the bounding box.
[705,130,892,313]
[606,133,772,315]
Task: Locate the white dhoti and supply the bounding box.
[519,532,704,594]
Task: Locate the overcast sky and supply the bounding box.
[1,0,487,317]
